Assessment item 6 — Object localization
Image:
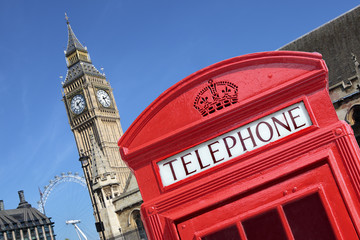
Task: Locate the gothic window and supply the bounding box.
[345,105,360,145]
[104,187,112,200]
[97,191,106,208]
[131,210,148,240]
[113,186,119,197]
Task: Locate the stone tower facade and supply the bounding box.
[61,15,134,239]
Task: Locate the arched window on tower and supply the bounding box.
[96,190,106,208]
[345,105,360,145]
[129,209,148,240]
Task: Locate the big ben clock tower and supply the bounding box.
[61,15,142,239]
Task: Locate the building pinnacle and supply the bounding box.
[64,13,87,57]
[65,12,69,25]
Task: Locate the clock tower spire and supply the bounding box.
[65,13,88,59]
[61,14,136,239]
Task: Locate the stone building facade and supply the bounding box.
[280,5,360,143]
[0,191,55,240]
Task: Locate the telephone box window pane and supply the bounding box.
[283,193,336,240]
[202,225,240,240]
[242,209,287,240]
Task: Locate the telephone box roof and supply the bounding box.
[118,51,328,169]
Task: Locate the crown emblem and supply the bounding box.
[194,79,238,117]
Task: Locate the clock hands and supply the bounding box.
[97,90,111,107]
[70,94,85,114]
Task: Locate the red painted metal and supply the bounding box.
[118,51,360,239]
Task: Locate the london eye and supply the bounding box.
[38,172,99,239]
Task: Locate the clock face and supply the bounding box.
[97,89,111,108]
[70,94,86,115]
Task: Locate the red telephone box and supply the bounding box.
[118,51,360,239]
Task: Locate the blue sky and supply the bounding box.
[0,1,359,239]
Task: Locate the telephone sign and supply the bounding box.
[158,101,311,186]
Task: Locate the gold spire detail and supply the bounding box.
[65,12,69,25]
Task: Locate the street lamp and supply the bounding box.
[79,152,106,240]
